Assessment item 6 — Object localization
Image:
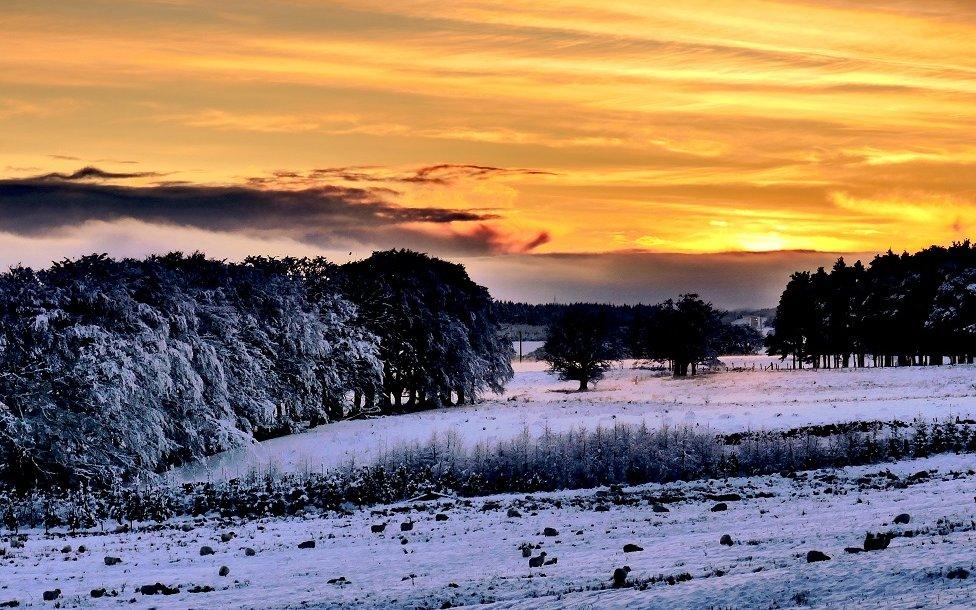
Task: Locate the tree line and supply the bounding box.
[0,250,512,487]
[496,301,652,328]
[540,294,763,389]
[767,242,976,368]
[496,300,770,330]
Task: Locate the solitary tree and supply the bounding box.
[541,306,621,390]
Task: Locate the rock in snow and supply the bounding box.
[806,550,831,563]
[612,566,632,588]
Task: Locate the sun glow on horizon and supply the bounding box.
[1,0,975,260]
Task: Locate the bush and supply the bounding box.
[1,417,973,530]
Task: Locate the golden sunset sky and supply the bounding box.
[2,0,975,305]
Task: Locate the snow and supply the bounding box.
[6,453,976,608]
[512,340,545,358]
[174,359,976,482]
[8,363,976,608]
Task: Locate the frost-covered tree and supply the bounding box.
[339,250,513,411]
[0,250,516,487]
[927,267,976,361]
[0,253,382,487]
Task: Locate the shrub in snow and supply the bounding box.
[3,417,976,530]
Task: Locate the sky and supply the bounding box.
[2,0,975,307]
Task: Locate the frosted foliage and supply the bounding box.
[0,253,383,485]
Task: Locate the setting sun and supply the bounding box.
[2,0,975,303]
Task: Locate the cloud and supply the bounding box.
[0,98,80,121]
[405,164,556,185]
[0,168,525,255]
[33,166,159,181]
[430,224,551,255]
[245,164,555,189]
[520,231,552,252]
[48,155,141,165]
[468,249,868,309]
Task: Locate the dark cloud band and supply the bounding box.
[0,168,546,255]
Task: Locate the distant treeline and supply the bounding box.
[496,301,772,329]
[0,250,512,487]
[536,295,766,390]
[768,242,976,368]
[496,301,647,328]
[498,300,766,365]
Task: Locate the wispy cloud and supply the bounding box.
[1,0,975,269]
[244,164,555,189]
[32,166,160,181]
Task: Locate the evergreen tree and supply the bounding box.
[652,295,722,377]
[768,242,976,368]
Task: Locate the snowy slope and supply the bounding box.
[174,360,976,482]
[6,453,976,609]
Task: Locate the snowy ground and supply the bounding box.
[9,361,976,608]
[175,358,976,482]
[6,453,976,609]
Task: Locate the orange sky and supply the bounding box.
[1,0,976,303]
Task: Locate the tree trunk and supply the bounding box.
[578,378,588,391]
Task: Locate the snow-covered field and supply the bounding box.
[175,358,976,482]
[5,453,976,609]
[8,361,976,609]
